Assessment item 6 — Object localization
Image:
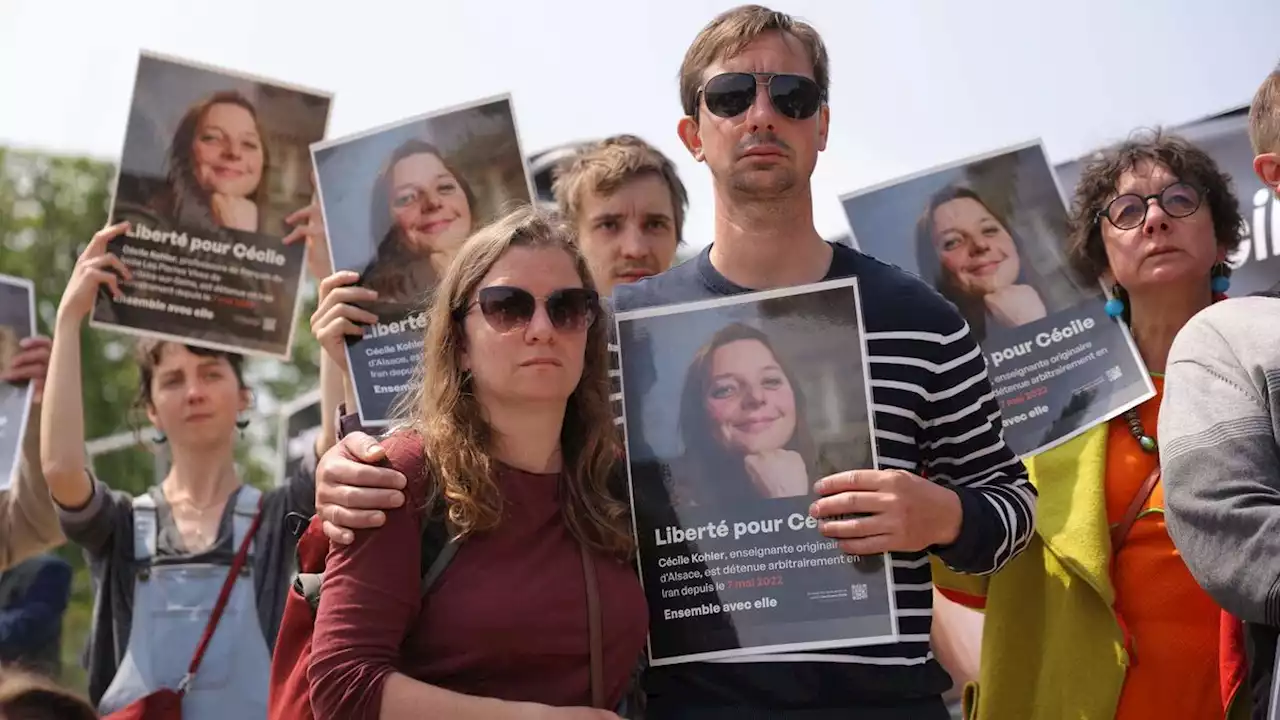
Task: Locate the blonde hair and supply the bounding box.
[551,135,689,244]
[396,204,632,557]
[1249,69,1280,155]
[679,4,830,118]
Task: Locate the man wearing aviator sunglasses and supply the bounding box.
[608,5,1036,720]
[306,6,1035,719]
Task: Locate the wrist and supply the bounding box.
[54,307,84,332]
[933,485,964,547]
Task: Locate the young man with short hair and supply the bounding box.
[552,134,689,297]
[309,6,1035,717]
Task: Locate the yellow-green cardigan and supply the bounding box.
[932,425,1250,720]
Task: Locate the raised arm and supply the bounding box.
[41,223,133,512]
[1161,306,1280,626]
[283,197,349,459]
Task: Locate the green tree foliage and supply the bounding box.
[0,147,321,693]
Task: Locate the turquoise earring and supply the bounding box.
[1105,285,1125,318]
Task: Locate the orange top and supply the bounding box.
[1105,376,1223,720]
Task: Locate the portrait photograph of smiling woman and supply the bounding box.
[616,280,876,516]
[841,142,1155,458]
[96,52,332,358]
[312,96,534,424]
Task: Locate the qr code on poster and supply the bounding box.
[263,317,276,332]
[851,583,868,601]
[1106,366,1122,382]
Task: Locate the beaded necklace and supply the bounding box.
[1122,371,1163,454]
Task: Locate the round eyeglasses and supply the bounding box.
[1097,181,1205,230]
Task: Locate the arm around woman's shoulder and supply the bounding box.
[307,433,601,720]
[307,431,433,719]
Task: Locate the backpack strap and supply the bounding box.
[131,493,159,563]
[418,497,460,595]
[232,485,263,556]
[298,512,459,614]
[1110,466,1161,552]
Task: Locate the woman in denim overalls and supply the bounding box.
[39,221,323,717]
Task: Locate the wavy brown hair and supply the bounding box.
[914,185,1055,343]
[676,322,817,507]
[158,91,269,234]
[395,204,632,558]
[1065,128,1244,287]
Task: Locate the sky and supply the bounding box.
[2,0,1277,251]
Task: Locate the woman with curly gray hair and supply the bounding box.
[933,129,1248,720]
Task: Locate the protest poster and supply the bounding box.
[1056,106,1280,295]
[841,141,1155,458]
[0,275,36,492]
[312,95,535,425]
[615,278,898,665]
[278,388,322,485]
[92,51,332,359]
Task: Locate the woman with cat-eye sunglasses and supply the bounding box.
[307,205,647,720]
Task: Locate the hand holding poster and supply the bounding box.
[0,275,36,491]
[616,278,898,665]
[312,95,535,426]
[841,142,1155,458]
[92,52,332,359]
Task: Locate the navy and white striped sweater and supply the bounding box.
[610,243,1036,714]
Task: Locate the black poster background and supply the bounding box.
[279,390,322,484]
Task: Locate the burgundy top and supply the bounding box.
[307,436,648,719]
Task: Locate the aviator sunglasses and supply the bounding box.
[697,72,825,120]
[454,286,599,333]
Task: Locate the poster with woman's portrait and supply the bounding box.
[0,275,36,492]
[312,95,535,426]
[841,141,1155,458]
[92,51,332,359]
[616,278,898,665]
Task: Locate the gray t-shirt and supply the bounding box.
[58,452,316,705]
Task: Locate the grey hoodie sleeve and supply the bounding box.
[1161,300,1280,627]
